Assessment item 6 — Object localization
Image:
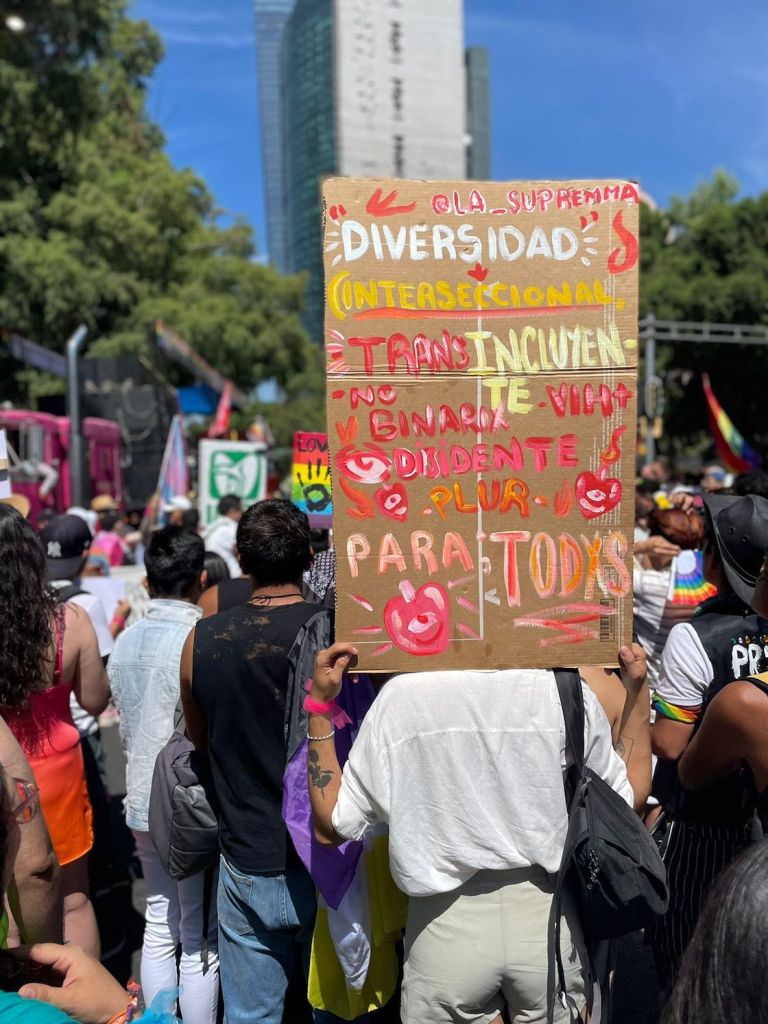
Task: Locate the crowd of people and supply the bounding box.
[0,464,767,1023]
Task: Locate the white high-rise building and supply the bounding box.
[334,0,466,180]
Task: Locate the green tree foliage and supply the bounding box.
[0,0,322,430]
[640,170,768,454]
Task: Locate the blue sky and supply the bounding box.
[132,0,768,258]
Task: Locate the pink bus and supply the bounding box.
[0,409,124,523]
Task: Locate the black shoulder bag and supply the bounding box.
[548,670,668,1022]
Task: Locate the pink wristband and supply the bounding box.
[304,695,336,715]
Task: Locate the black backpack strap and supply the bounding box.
[745,675,768,698]
[555,668,585,779]
[55,583,85,604]
[548,669,588,1024]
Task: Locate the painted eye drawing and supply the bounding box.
[335,444,391,485]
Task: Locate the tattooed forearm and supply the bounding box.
[616,734,634,764]
[308,747,334,799]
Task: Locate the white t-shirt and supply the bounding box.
[203,518,239,579]
[331,669,632,897]
[633,563,673,690]
[655,622,713,708]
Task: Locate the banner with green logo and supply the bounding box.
[198,440,267,526]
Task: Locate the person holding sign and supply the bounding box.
[306,645,641,1024]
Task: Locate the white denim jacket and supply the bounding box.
[109,599,202,832]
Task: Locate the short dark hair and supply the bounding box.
[732,470,768,499]
[203,551,230,588]
[310,528,330,554]
[100,511,121,531]
[181,508,200,532]
[236,499,312,585]
[218,494,242,517]
[145,527,205,598]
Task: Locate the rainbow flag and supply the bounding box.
[145,415,188,525]
[702,373,762,473]
[668,550,717,607]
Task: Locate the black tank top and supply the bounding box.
[216,577,252,612]
[681,594,768,824]
[742,674,768,833]
[192,600,320,874]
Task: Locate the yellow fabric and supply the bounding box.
[308,835,408,1020]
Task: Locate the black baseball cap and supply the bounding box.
[703,494,768,606]
[42,514,93,581]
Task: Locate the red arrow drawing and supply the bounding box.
[365,187,417,217]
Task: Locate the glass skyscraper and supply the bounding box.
[268,0,476,339]
[254,0,295,271]
[465,46,491,180]
[281,0,336,340]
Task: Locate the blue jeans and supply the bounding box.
[217,855,317,1024]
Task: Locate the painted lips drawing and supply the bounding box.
[575,471,622,519]
[384,581,450,656]
[211,452,262,498]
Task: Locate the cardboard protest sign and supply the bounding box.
[292,432,333,528]
[198,440,267,526]
[324,178,639,671]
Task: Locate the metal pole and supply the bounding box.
[643,313,656,466]
[66,325,89,508]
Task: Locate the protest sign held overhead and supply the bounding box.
[324,178,639,671]
[292,432,333,528]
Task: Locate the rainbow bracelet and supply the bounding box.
[652,694,699,724]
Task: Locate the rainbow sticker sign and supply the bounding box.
[292,432,332,529]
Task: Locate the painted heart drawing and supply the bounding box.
[467,262,489,282]
[375,483,409,521]
[384,581,450,656]
[575,472,622,519]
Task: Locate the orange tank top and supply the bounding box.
[5,612,92,865]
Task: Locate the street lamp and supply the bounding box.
[5,14,26,31]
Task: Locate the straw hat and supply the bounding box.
[0,494,31,518]
[91,494,118,513]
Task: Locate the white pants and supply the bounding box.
[402,867,587,1024]
[133,831,220,1024]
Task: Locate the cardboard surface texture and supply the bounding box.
[323,178,639,670]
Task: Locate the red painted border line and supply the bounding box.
[352,304,604,322]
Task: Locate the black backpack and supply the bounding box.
[147,716,219,972]
[148,710,219,882]
[548,670,669,1021]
